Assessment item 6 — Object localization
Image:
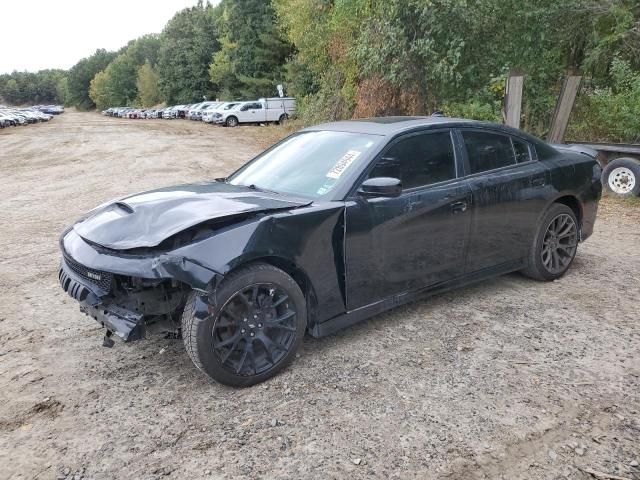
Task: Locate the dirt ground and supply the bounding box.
[0,111,638,480]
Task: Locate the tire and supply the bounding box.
[602,158,640,197]
[225,116,239,127]
[181,263,306,387]
[278,114,288,125]
[522,203,579,281]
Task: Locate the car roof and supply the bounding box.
[302,116,541,140]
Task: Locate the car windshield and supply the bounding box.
[228,130,380,199]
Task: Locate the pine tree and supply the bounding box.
[209,0,291,99]
[157,1,221,103]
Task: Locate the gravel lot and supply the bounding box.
[0,111,639,480]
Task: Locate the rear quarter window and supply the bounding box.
[512,138,532,163]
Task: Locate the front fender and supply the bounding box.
[173,203,347,323]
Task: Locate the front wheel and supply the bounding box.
[602,158,640,197]
[225,116,239,127]
[181,263,306,387]
[522,203,579,281]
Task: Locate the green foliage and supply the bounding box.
[68,49,118,109]
[125,34,162,66]
[0,69,68,105]
[87,60,131,110]
[136,61,161,107]
[441,74,504,122]
[88,70,109,111]
[442,100,502,122]
[88,35,162,109]
[55,76,70,105]
[567,58,640,143]
[210,0,291,99]
[581,0,640,79]
[157,1,221,104]
[273,0,372,121]
[275,0,640,141]
[3,0,638,145]
[103,54,139,106]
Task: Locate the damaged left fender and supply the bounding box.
[166,202,348,328]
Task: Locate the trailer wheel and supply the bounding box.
[602,158,640,197]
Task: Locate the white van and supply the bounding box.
[217,97,296,127]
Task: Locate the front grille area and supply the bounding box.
[59,267,89,301]
[63,255,113,292]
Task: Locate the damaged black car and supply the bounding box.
[58,117,601,386]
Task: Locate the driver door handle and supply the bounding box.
[450,201,468,213]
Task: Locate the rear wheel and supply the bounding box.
[225,116,239,127]
[602,158,640,197]
[522,203,579,281]
[278,114,288,125]
[181,263,306,387]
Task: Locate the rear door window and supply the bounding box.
[462,131,518,174]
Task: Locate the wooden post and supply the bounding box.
[548,75,582,144]
[504,72,524,129]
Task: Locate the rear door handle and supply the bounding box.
[532,176,545,187]
[450,201,467,213]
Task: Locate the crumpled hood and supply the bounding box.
[73,181,309,250]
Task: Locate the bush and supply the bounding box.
[567,59,640,143]
[442,99,502,122]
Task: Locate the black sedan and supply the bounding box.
[58,117,601,386]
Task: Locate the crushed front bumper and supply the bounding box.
[80,302,145,342]
[58,229,222,342]
[58,257,144,341]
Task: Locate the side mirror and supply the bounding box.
[359,177,402,198]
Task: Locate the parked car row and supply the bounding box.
[102,106,185,119]
[101,97,296,127]
[36,105,64,115]
[0,105,60,128]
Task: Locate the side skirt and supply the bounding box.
[309,259,525,338]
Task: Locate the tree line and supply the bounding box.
[0,0,638,141]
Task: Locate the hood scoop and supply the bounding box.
[113,201,134,214]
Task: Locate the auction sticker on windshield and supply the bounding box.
[326,150,361,179]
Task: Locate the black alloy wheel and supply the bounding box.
[181,263,306,387]
[541,213,578,275]
[212,283,297,376]
[522,203,579,281]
